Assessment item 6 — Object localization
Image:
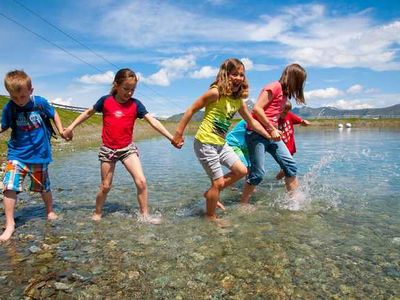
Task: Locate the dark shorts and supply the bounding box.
[98,143,139,162]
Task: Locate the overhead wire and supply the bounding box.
[10,0,186,115]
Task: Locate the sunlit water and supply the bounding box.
[1,128,399,298]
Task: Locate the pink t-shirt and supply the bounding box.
[93,95,148,149]
[251,81,287,128]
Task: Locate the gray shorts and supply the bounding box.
[98,143,139,162]
[193,139,239,180]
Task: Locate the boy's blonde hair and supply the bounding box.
[4,70,32,94]
[279,63,306,105]
[110,68,138,96]
[211,58,249,99]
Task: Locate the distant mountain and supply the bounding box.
[167,103,400,121]
[292,104,400,119]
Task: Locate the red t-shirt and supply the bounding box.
[94,95,148,149]
[251,81,287,129]
[278,111,302,155]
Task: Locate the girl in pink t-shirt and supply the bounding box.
[240,64,307,204]
[64,68,180,223]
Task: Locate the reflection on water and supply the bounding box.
[1,129,400,298]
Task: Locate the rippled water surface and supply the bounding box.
[1,128,399,299]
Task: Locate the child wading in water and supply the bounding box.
[276,101,310,180]
[0,70,68,241]
[172,58,270,223]
[64,68,178,223]
[240,63,307,204]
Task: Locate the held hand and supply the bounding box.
[61,128,73,141]
[171,133,184,149]
[302,120,311,126]
[270,128,281,141]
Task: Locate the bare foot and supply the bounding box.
[217,201,225,211]
[92,213,102,221]
[0,225,15,242]
[206,216,231,228]
[276,170,285,180]
[47,212,58,220]
[138,214,162,225]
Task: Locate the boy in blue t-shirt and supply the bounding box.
[0,70,67,242]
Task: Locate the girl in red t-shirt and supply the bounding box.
[64,68,180,223]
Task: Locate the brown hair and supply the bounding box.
[211,58,249,99]
[279,63,306,105]
[284,100,292,111]
[110,68,138,96]
[4,70,32,94]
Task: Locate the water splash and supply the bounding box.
[274,153,341,211]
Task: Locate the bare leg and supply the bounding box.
[41,191,58,220]
[93,161,116,221]
[222,160,248,189]
[204,177,225,220]
[0,191,17,242]
[285,176,298,193]
[122,154,163,224]
[276,169,285,180]
[239,182,257,204]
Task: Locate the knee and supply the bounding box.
[212,179,225,191]
[100,183,112,194]
[236,165,248,178]
[135,177,147,192]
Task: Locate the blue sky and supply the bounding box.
[0,0,399,117]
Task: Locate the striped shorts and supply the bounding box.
[2,160,51,193]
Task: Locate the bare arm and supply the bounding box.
[52,110,69,140]
[301,119,311,126]
[63,107,96,140]
[172,87,219,147]
[252,90,281,141]
[238,102,271,140]
[143,113,174,142]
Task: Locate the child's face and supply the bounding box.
[280,108,290,118]
[115,79,137,102]
[229,66,245,92]
[9,86,33,107]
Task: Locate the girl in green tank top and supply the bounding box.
[172,58,270,223]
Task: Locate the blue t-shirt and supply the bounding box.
[1,96,55,164]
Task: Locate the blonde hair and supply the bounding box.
[211,58,249,99]
[110,68,138,96]
[4,70,32,94]
[279,63,306,105]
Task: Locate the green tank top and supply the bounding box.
[195,86,242,145]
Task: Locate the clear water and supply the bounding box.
[1,128,399,299]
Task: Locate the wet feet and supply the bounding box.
[138,214,162,225]
[238,203,257,213]
[47,212,58,220]
[92,213,102,221]
[206,216,231,228]
[0,224,15,242]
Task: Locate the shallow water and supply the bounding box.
[1,128,399,299]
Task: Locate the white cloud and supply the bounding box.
[139,55,196,86]
[52,97,73,106]
[305,87,344,99]
[327,99,374,109]
[347,84,363,94]
[240,58,254,71]
[190,66,218,79]
[78,71,114,84]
